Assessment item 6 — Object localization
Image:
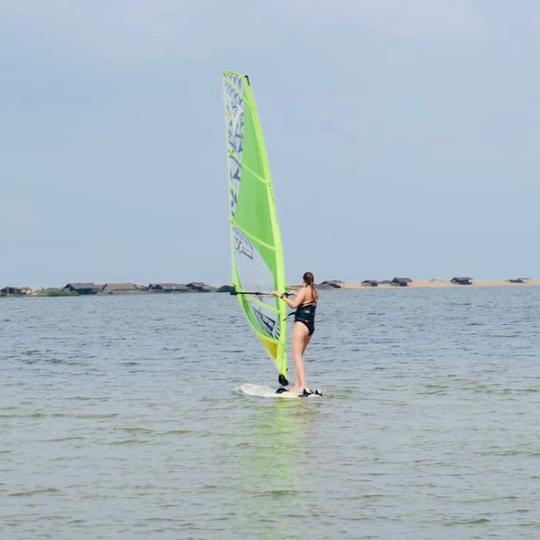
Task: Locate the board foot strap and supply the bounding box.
[301,388,323,397]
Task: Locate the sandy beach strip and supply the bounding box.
[342,278,540,290]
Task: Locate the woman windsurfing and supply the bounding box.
[274,272,319,395]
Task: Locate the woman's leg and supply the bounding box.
[299,334,311,390]
[301,334,311,356]
[291,322,309,391]
[293,359,300,390]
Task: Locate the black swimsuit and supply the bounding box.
[294,303,317,336]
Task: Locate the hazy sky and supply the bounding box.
[2,1,539,287]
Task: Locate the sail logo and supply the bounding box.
[227,153,241,216]
[224,75,244,159]
[226,108,244,155]
[224,76,244,217]
[233,227,254,260]
[252,306,280,340]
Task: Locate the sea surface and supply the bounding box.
[1,287,540,539]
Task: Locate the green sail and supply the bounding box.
[222,71,288,383]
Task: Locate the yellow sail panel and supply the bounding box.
[259,336,278,361]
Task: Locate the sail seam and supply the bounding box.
[244,296,279,314]
[228,151,269,185]
[231,219,276,251]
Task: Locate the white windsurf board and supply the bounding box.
[240,383,322,399]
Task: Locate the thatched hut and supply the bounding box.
[186,282,216,292]
[318,280,344,290]
[0,286,21,296]
[63,283,100,295]
[100,283,139,294]
[450,277,473,285]
[148,283,190,293]
[391,277,412,287]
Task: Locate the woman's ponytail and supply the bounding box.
[303,272,319,302]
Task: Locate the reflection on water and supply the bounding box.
[233,400,315,539]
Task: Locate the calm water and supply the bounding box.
[1,288,540,539]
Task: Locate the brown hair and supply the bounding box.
[303,272,319,303]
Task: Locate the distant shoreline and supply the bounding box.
[341,278,540,290]
[1,278,539,298]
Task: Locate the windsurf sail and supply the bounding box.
[222,71,288,385]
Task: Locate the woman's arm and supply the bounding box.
[274,287,307,309]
